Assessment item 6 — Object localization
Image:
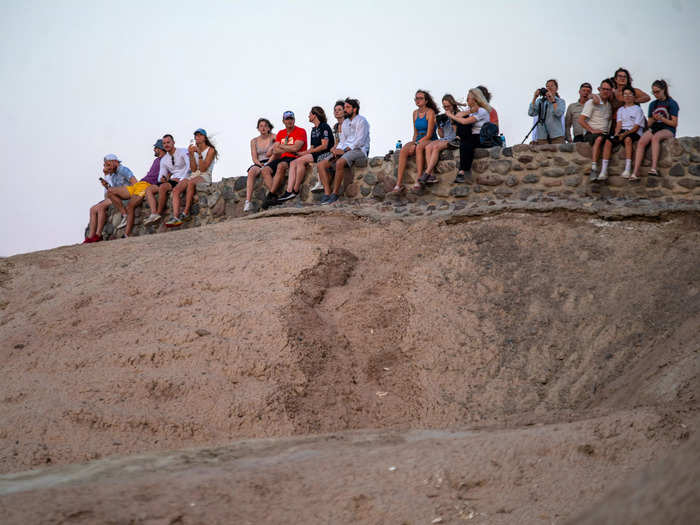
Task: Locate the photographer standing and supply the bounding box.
[528,79,566,144]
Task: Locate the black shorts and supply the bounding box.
[158,179,177,187]
[583,132,608,145]
[247,161,269,172]
[573,134,584,143]
[263,157,291,174]
[606,131,641,148]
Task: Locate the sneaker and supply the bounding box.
[320,194,331,204]
[454,171,465,184]
[418,172,430,185]
[117,215,127,230]
[310,180,324,193]
[179,212,191,222]
[425,174,438,184]
[143,213,161,225]
[588,170,598,182]
[165,216,183,227]
[326,193,339,205]
[278,191,297,202]
[244,200,253,212]
[597,172,608,181]
[621,170,631,179]
[448,138,461,148]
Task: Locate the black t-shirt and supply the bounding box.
[310,122,334,161]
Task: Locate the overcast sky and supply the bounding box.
[1,0,698,256]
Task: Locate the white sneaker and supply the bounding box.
[143,213,161,225]
[117,215,128,229]
[310,181,324,193]
[243,200,252,212]
[597,172,608,181]
[621,170,631,179]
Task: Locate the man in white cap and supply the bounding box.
[83,154,135,243]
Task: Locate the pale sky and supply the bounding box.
[1,0,699,256]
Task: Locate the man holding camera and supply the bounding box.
[528,79,566,145]
[565,82,592,143]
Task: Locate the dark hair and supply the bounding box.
[344,98,360,113]
[416,89,439,114]
[203,136,219,160]
[546,78,560,97]
[601,78,614,89]
[162,134,174,141]
[441,94,463,112]
[652,79,670,99]
[614,67,633,87]
[256,118,274,132]
[579,82,592,90]
[622,86,635,96]
[310,106,327,124]
[334,100,345,109]
[477,85,492,102]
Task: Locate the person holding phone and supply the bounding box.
[83,154,135,243]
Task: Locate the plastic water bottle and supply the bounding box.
[395,140,402,151]
[499,134,506,147]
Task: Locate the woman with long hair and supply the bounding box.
[421,94,462,185]
[631,79,679,180]
[244,118,275,212]
[390,89,438,193]
[279,106,334,201]
[167,128,218,226]
[448,87,491,182]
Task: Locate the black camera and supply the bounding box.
[538,87,548,97]
[436,114,448,125]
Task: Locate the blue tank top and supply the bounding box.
[415,112,436,140]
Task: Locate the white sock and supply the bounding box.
[592,162,598,171]
[625,159,632,171]
[600,160,609,175]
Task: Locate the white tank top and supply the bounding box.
[195,146,214,175]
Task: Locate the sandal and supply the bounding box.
[648,168,658,176]
[425,174,438,184]
[629,174,639,181]
[389,185,405,194]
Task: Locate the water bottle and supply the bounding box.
[395,140,402,151]
[499,134,506,147]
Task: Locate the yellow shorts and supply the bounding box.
[127,181,150,197]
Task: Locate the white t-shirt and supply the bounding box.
[581,99,612,133]
[158,147,191,181]
[616,105,645,136]
[469,107,490,135]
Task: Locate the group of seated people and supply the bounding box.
[83,70,680,243]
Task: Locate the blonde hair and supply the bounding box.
[468,87,492,112]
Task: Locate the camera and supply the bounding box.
[538,87,548,97]
[436,114,448,125]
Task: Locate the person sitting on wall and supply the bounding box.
[578,78,614,181]
[528,79,566,145]
[107,139,166,237]
[446,87,491,183]
[631,79,679,180]
[311,101,345,193]
[565,82,592,143]
[143,134,191,225]
[170,128,219,225]
[421,94,462,185]
[83,154,135,243]
[260,110,308,208]
[599,86,645,181]
[317,97,370,205]
[244,118,275,212]
[390,89,437,194]
[279,106,334,202]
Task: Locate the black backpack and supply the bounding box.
[480,122,501,147]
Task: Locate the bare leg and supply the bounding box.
[425,141,448,174]
[95,199,111,238]
[592,136,604,164]
[333,158,348,195]
[624,136,633,160]
[87,200,108,238]
[270,163,288,194]
[261,167,274,192]
[157,184,172,215]
[602,140,612,160]
[416,141,427,177]
[650,129,673,170]
[184,176,204,215]
[171,180,188,217]
[396,142,416,188]
[125,196,142,236]
[107,187,130,215]
[633,131,653,176]
[318,158,333,196]
[145,185,159,214]
[246,166,261,201]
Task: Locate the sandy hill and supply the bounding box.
[1,209,698,524]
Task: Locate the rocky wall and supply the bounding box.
[98,136,700,239]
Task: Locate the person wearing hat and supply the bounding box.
[106,140,167,236]
[260,110,307,208]
[165,128,218,227]
[83,154,135,243]
[142,134,191,226]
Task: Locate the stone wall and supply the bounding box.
[99,136,700,239]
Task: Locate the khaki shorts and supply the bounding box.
[191,170,212,184]
[127,181,150,197]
